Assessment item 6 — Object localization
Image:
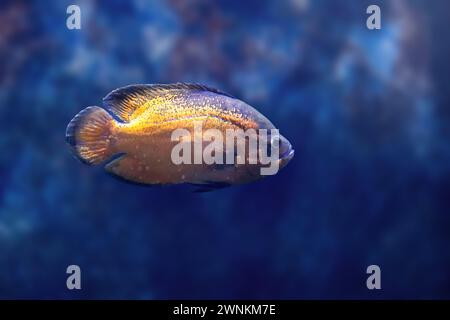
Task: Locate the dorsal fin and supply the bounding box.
[102,83,234,122]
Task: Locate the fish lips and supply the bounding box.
[278,148,295,168]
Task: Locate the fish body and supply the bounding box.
[66,83,294,188]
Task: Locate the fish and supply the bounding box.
[65,83,294,189]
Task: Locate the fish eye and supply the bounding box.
[271,135,281,148]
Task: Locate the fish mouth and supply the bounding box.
[280,148,295,161]
[277,148,295,169]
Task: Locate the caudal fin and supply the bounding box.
[65,106,115,165]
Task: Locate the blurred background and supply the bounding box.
[0,0,449,299]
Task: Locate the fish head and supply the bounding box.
[273,133,294,169]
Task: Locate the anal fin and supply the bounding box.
[189,181,231,193]
[104,154,156,185]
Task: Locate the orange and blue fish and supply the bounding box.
[66,83,294,190]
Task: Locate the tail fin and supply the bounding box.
[66,106,115,165]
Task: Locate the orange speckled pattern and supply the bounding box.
[67,84,294,187]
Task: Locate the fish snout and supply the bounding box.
[279,148,295,168]
[277,135,294,169]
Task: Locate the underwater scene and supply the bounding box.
[0,0,450,299]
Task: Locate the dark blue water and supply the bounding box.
[0,0,449,299]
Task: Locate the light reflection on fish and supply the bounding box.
[66,83,294,190]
